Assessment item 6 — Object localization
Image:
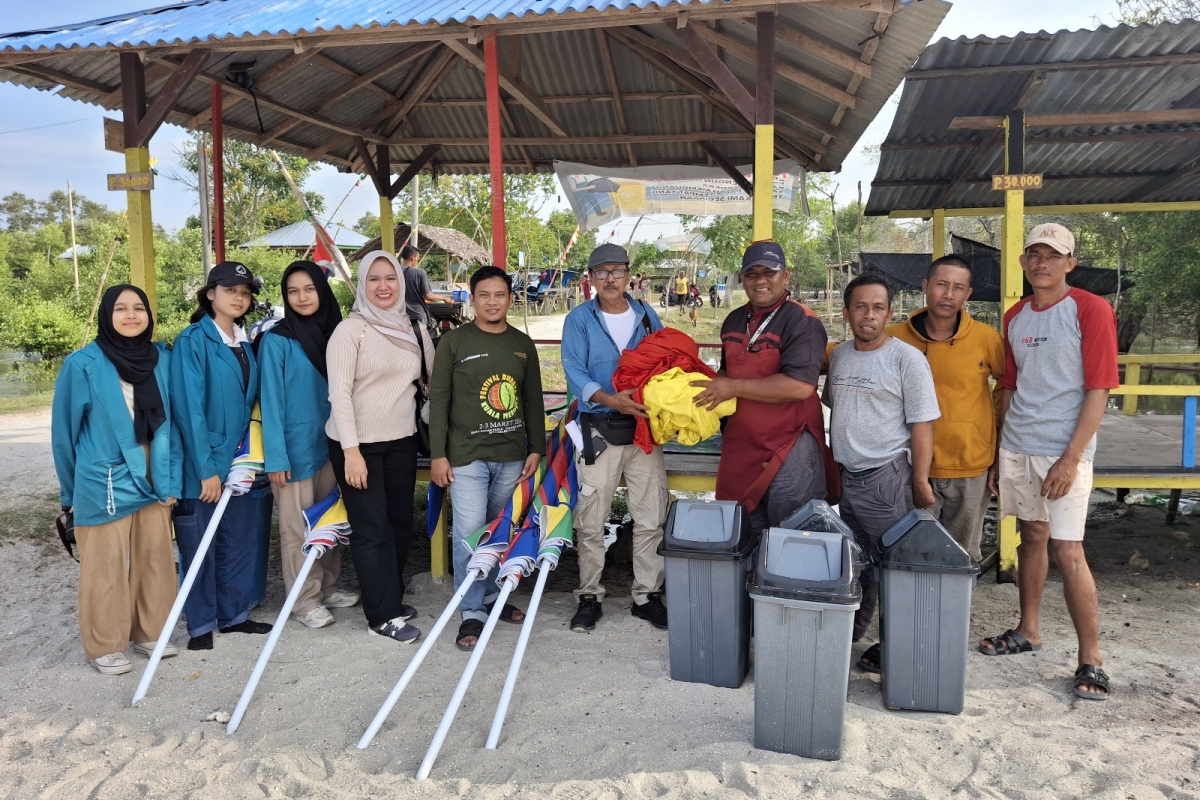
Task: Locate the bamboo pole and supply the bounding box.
[269,150,354,285]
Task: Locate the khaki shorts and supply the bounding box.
[998,448,1092,541]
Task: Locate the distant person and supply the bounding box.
[52,285,179,674]
[581,273,592,302]
[561,244,668,632]
[824,274,940,674]
[326,251,437,645]
[172,262,270,651]
[979,223,1117,702]
[259,261,358,630]
[674,272,689,315]
[708,284,719,308]
[399,244,450,329]
[429,266,544,650]
[889,256,1005,563]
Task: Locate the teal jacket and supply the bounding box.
[51,341,180,526]
[258,331,331,483]
[171,315,259,499]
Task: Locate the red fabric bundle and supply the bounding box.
[612,328,716,453]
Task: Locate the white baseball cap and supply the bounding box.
[1024,223,1074,255]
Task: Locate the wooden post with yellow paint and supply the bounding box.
[932,208,946,260]
[753,12,775,242]
[125,145,157,311]
[379,196,395,255]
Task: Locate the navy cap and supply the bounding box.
[587,243,630,270]
[740,241,786,273]
[208,261,260,293]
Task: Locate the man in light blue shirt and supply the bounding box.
[561,244,669,633]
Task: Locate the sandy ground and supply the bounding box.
[2,408,1199,799]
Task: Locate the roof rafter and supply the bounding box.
[595,29,637,166]
[442,38,569,138]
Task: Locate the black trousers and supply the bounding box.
[329,436,418,628]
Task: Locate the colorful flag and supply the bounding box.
[302,487,351,557]
[463,461,544,576]
[225,403,264,495]
[497,525,539,583]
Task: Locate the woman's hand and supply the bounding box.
[268,470,291,488]
[161,497,177,507]
[430,457,454,488]
[343,447,369,490]
[199,475,223,503]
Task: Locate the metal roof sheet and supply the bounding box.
[239,218,368,248]
[866,20,1200,215]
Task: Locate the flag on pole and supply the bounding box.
[302,488,351,556]
[463,462,544,576]
[225,404,264,495]
[497,526,539,583]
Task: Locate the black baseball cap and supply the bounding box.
[740,241,786,274]
[587,243,630,270]
[208,261,260,292]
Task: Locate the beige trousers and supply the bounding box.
[76,502,176,659]
[574,442,669,604]
[272,463,342,615]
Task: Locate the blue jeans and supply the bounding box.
[172,493,261,637]
[450,459,524,623]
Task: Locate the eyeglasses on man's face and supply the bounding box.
[591,268,629,280]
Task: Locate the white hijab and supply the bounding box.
[352,250,418,349]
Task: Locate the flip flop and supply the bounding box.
[979,628,1041,656]
[455,619,485,651]
[856,642,882,674]
[486,601,525,624]
[1073,664,1111,701]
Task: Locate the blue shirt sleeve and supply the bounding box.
[171,328,222,482]
[50,355,88,509]
[258,334,292,475]
[561,310,601,404]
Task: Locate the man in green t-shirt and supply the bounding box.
[429,266,545,650]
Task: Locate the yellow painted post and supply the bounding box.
[431,499,449,582]
[1123,362,1141,416]
[933,208,945,259]
[753,11,774,243]
[125,146,156,313]
[753,125,774,242]
[379,195,395,255]
[997,183,1024,583]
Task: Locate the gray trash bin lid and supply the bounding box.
[880,509,979,575]
[778,499,854,537]
[658,499,756,560]
[747,528,862,605]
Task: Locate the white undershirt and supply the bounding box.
[215,322,249,348]
[601,306,638,351]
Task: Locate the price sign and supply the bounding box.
[107,172,155,191]
[991,173,1043,191]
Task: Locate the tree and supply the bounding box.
[1115,0,1200,22]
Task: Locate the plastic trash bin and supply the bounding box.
[658,499,756,688]
[779,499,854,537]
[879,509,979,714]
[748,528,862,761]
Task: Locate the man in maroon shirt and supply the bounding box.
[693,241,836,532]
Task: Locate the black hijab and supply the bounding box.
[269,261,342,378]
[95,284,166,444]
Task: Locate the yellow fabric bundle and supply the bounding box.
[642,367,737,446]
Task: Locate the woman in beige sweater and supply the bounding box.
[326,251,435,645]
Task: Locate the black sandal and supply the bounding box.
[1073,664,1111,701]
[455,619,484,651]
[857,642,882,674]
[486,601,525,624]
[979,628,1041,656]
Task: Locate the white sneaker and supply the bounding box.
[294,606,335,628]
[132,641,178,658]
[89,652,133,675]
[324,590,360,609]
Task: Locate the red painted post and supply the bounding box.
[484,32,506,270]
[211,83,226,264]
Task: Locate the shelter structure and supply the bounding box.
[0,0,948,311]
[865,20,1200,579]
[239,218,368,250]
[350,223,491,267]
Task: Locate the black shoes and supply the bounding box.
[571,594,603,632]
[219,620,272,634]
[187,632,213,650]
[631,592,668,630]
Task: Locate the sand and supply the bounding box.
[2,408,1198,799]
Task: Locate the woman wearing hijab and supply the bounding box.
[171,261,269,651]
[51,285,180,675]
[326,251,436,645]
[260,261,358,629]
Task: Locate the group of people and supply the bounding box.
[52,221,1114,699]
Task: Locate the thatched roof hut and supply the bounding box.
[350,224,490,266]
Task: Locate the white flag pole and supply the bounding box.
[416,576,517,780]
[357,568,480,750]
[226,548,319,734]
[132,486,233,706]
[485,560,551,749]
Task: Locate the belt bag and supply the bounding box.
[586,412,637,446]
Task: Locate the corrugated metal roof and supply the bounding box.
[0,0,948,177]
[867,20,1200,215]
[239,218,367,248]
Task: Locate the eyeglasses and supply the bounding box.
[591,268,629,279]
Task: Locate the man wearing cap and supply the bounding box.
[888,255,1006,563]
[561,244,669,633]
[692,241,836,533]
[979,223,1117,701]
[399,245,451,330]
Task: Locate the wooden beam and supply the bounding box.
[380,48,459,139]
[443,38,569,137]
[773,17,871,77]
[134,49,209,146]
[907,50,1200,81]
[354,138,389,196]
[697,141,752,195]
[505,34,522,79]
[1132,153,1200,201]
[829,6,891,131]
[120,54,146,148]
[185,50,317,128]
[950,109,1200,129]
[389,144,442,200]
[595,29,637,166]
[10,63,114,96]
[417,90,699,107]
[308,52,395,103]
[672,23,756,124]
[389,131,753,146]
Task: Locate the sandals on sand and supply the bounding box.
[487,601,525,624]
[979,629,1041,656]
[856,642,882,674]
[1073,664,1111,701]
[455,619,485,651]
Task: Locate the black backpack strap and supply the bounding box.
[637,300,653,337]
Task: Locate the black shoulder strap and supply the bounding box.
[411,323,429,384]
[637,300,653,337]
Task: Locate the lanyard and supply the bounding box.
[744,297,786,353]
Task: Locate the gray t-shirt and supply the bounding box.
[823,337,941,472]
[403,266,433,325]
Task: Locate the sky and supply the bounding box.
[0,0,1119,245]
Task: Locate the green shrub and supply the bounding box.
[0,298,86,359]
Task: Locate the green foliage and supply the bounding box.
[354,211,381,238]
[1115,0,1200,22]
[1,297,86,359]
